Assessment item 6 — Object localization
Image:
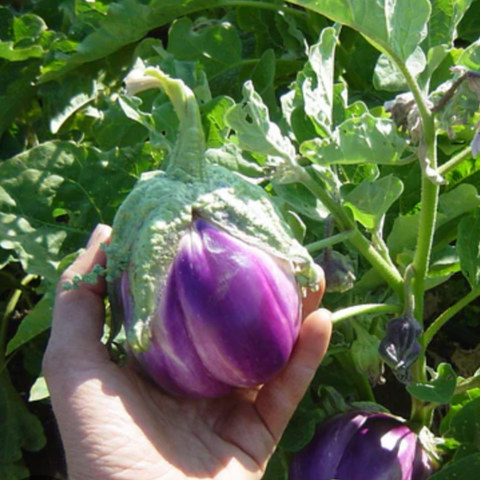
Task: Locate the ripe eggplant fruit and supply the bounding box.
[106,68,321,397]
[290,411,436,480]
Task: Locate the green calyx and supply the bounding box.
[108,67,321,352]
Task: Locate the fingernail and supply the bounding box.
[86,224,111,248]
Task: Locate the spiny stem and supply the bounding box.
[390,44,440,429]
[297,168,404,299]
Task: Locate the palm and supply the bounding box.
[43,225,331,480]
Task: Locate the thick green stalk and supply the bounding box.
[395,62,439,427]
[144,68,207,181]
[297,169,404,299]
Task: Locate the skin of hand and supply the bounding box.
[43,224,332,480]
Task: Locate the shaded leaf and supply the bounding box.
[407,363,457,404]
[167,17,242,79]
[423,0,473,51]
[0,371,45,471]
[457,213,480,288]
[429,453,480,480]
[449,395,480,448]
[6,292,54,355]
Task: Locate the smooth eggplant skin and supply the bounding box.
[289,412,435,480]
[119,219,302,398]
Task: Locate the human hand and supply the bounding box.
[43,224,332,480]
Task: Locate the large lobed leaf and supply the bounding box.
[286,0,431,62]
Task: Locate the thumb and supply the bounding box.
[254,307,332,442]
[44,224,112,374]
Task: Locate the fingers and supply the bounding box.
[302,267,325,320]
[44,224,112,373]
[254,308,332,442]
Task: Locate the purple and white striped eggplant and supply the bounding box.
[289,411,437,480]
[106,67,321,397]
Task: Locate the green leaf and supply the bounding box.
[29,376,50,402]
[0,141,155,280]
[0,462,29,480]
[388,184,480,259]
[167,17,242,79]
[203,96,236,149]
[344,175,403,230]
[373,47,426,92]
[457,37,480,70]
[301,114,407,166]
[286,0,431,62]
[39,75,101,134]
[6,292,54,355]
[336,29,379,95]
[284,210,307,244]
[423,0,474,51]
[457,214,480,288]
[0,12,47,61]
[0,60,39,137]
[206,144,264,178]
[262,449,288,480]
[440,388,480,436]
[407,363,457,404]
[295,25,340,136]
[39,0,226,83]
[0,370,45,471]
[279,410,316,451]
[225,81,296,165]
[429,453,480,480]
[418,44,450,92]
[449,395,480,448]
[457,0,480,42]
[452,443,479,462]
[272,181,330,220]
[248,48,278,115]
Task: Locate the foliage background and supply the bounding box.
[2,0,480,478]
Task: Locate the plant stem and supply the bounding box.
[455,375,480,396]
[144,68,207,181]
[393,49,441,428]
[297,168,404,299]
[431,71,480,114]
[306,230,355,253]
[423,285,480,348]
[0,274,36,367]
[332,303,402,324]
[438,146,473,176]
